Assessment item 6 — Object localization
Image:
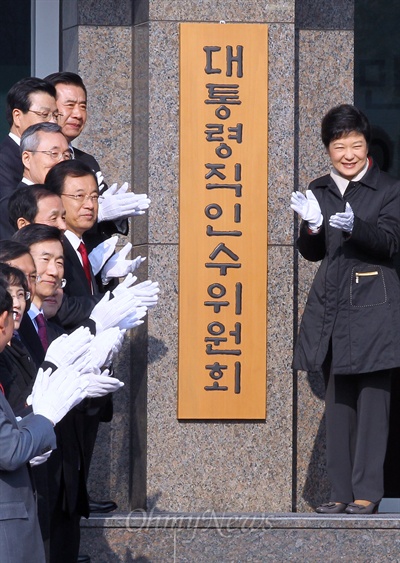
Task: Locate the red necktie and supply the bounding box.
[36,313,49,352]
[78,241,93,292]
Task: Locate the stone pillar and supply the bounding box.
[60,0,355,519]
[295,0,354,511]
[133,0,296,514]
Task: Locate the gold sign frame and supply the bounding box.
[178,23,268,419]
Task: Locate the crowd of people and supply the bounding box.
[0,73,159,563]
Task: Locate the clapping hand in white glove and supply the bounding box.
[97,182,151,222]
[31,367,89,425]
[30,450,52,467]
[329,202,354,233]
[118,306,148,330]
[89,290,144,333]
[101,242,146,284]
[96,170,105,192]
[89,327,126,369]
[88,235,119,275]
[112,273,159,308]
[44,326,93,369]
[290,190,323,231]
[85,368,124,398]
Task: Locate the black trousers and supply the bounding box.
[325,369,392,504]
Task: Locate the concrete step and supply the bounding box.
[80,511,400,562]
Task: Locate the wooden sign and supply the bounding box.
[178,23,268,419]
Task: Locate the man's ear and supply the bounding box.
[16,217,31,230]
[21,150,31,171]
[12,108,23,129]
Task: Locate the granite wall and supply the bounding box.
[60,0,355,515]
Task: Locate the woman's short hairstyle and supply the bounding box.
[321,104,371,148]
[0,262,31,312]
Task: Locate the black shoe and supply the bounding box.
[78,556,91,563]
[89,498,118,514]
[315,502,347,514]
[345,501,379,515]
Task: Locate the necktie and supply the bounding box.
[36,313,49,352]
[78,241,93,292]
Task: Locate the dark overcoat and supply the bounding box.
[293,159,400,375]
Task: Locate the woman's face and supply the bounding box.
[327,132,368,180]
[8,284,27,331]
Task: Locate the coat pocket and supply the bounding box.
[0,501,28,521]
[350,265,387,307]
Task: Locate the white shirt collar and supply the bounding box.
[64,229,83,252]
[9,132,20,146]
[330,159,369,195]
[27,302,43,326]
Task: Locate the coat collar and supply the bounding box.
[312,158,380,193]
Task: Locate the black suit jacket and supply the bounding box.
[0,135,23,239]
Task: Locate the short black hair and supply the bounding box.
[12,223,63,248]
[0,262,30,295]
[6,77,57,127]
[45,71,87,99]
[8,184,57,230]
[0,278,13,316]
[45,159,98,196]
[0,240,31,262]
[321,104,371,148]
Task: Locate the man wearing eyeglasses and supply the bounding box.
[0,78,59,239]
[19,123,72,189]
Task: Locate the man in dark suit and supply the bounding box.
[0,77,59,239]
[44,71,128,250]
[44,161,117,516]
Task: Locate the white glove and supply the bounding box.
[44,327,93,369]
[89,327,126,369]
[96,170,105,192]
[88,236,119,275]
[86,368,124,398]
[112,273,138,297]
[112,274,159,308]
[118,306,148,330]
[31,367,89,425]
[30,450,52,466]
[128,280,160,309]
[97,182,151,222]
[329,202,354,233]
[291,190,323,231]
[89,291,142,333]
[101,242,146,284]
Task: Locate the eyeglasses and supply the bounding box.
[61,193,99,203]
[27,109,63,121]
[9,290,31,302]
[26,150,72,162]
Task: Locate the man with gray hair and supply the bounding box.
[19,122,72,188]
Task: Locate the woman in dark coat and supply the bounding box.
[291,104,400,514]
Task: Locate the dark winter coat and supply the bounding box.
[293,159,400,375]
